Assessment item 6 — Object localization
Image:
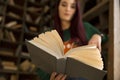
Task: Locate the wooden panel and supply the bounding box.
[108,0,120,80]
[113,0,120,80]
[107,0,114,79]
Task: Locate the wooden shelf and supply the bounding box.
[0,69,18,74]
[0,53,18,59]
[83,0,109,21]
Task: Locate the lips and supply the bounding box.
[64,13,70,16]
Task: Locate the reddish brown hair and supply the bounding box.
[53,0,87,45]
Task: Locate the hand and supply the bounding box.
[88,34,102,52]
[50,72,67,80]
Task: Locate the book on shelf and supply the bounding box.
[0,50,14,56]
[5,21,22,29]
[1,61,15,67]
[3,65,17,71]
[35,16,41,24]
[27,7,42,13]
[29,63,36,72]
[8,12,21,19]
[29,26,37,32]
[9,31,16,42]
[26,14,33,22]
[4,30,16,42]
[26,30,106,80]
[43,5,50,13]
[8,0,15,5]
[1,61,17,71]
[4,30,13,41]
[11,24,22,29]
[10,75,17,80]
[20,60,31,71]
[20,60,36,72]
[5,21,17,28]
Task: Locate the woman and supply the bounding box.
[37,0,106,80]
[53,0,102,53]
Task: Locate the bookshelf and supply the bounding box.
[0,0,54,80]
[0,0,109,80]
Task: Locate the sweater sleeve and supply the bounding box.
[36,68,50,80]
[83,22,108,43]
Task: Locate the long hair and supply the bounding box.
[53,0,87,45]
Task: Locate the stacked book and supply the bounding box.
[1,61,17,71]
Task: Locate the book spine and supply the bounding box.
[56,58,66,74]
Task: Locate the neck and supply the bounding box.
[61,20,71,30]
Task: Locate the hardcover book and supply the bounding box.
[26,30,106,80]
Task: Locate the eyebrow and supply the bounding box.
[61,1,76,5]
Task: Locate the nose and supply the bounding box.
[66,6,71,11]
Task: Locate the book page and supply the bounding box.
[66,45,103,70]
[51,30,64,55]
[67,48,101,59]
[65,44,97,56]
[45,31,62,57]
[33,37,55,52]
[28,30,64,58]
[38,33,60,56]
[29,40,60,59]
[68,54,103,70]
[29,29,65,58]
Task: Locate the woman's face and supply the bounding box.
[58,0,76,22]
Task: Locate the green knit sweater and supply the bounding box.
[36,22,107,80]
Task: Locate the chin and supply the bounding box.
[63,18,71,21]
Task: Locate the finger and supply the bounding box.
[50,72,57,80]
[88,41,101,52]
[89,42,101,52]
[88,41,96,45]
[61,75,67,80]
[55,73,64,80]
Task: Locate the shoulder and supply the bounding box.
[83,21,101,40]
[83,21,90,25]
[83,21,100,33]
[83,21,95,29]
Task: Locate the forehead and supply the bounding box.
[60,0,76,4]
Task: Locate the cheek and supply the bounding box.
[59,8,64,18]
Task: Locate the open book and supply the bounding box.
[26,30,106,80]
